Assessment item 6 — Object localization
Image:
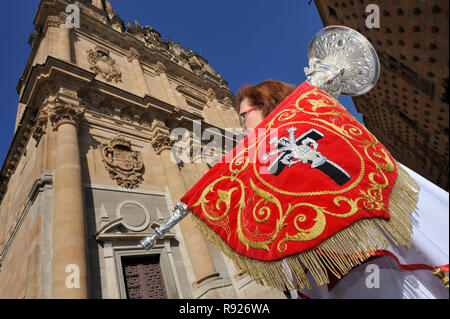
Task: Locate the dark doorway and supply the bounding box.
[122,255,168,299]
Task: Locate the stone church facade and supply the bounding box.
[0,0,285,299]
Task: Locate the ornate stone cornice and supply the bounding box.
[48,98,85,130]
[176,85,207,105]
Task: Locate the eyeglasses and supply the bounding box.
[239,105,261,127]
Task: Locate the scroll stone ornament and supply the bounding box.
[100,134,144,189]
[87,46,122,83]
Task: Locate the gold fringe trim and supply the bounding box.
[191,161,420,291]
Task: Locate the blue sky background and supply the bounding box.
[0,0,363,165]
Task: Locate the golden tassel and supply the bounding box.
[432,268,449,289]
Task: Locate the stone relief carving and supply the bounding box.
[206,88,217,102]
[100,134,144,189]
[123,20,230,88]
[126,21,163,50]
[32,107,49,143]
[87,46,122,83]
[168,41,187,65]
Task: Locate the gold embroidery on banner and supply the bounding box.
[193,176,246,240]
[194,87,397,252]
[266,87,351,130]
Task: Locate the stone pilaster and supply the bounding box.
[150,121,221,291]
[48,94,87,298]
[127,48,150,97]
[154,62,179,106]
[44,15,71,62]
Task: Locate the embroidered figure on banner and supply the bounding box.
[261,127,351,186]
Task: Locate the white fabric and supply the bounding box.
[290,163,449,299]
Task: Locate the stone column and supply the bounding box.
[150,121,221,288]
[45,15,71,62]
[127,48,150,97]
[48,95,87,298]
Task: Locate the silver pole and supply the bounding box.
[140,201,191,250]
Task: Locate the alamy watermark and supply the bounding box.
[365,4,380,29]
[66,4,80,29]
[365,264,380,289]
[65,264,80,289]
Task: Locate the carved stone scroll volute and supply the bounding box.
[100,134,144,189]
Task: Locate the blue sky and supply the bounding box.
[0,0,362,165]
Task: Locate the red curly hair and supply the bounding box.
[235,80,296,117]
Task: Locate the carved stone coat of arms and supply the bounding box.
[100,135,144,189]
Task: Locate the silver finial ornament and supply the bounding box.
[304,25,380,98]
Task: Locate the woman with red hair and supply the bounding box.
[236,80,296,130]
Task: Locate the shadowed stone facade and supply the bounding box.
[314,0,449,190]
[0,0,285,299]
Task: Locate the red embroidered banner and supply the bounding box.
[181,82,398,262]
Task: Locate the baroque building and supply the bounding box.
[0,0,285,299]
[314,0,449,190]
